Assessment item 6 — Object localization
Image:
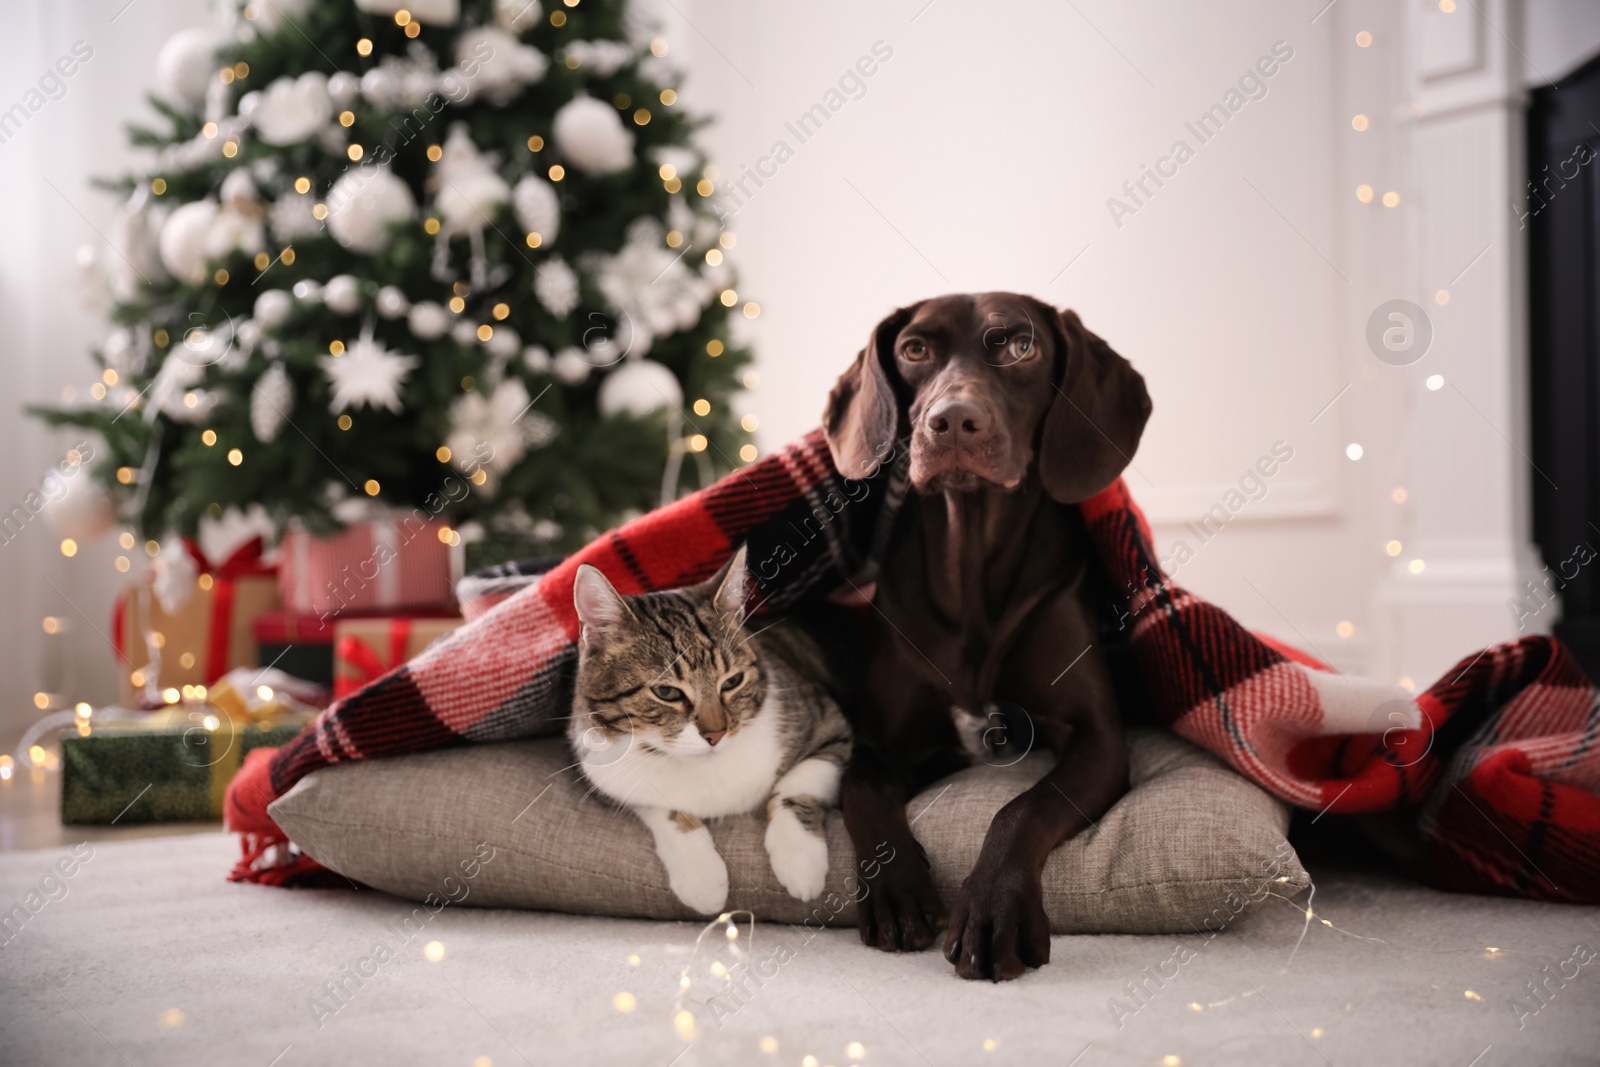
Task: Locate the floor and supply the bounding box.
[0,763,216,852]
[2,827,1597,1067]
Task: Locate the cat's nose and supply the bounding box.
[700,729,726,747]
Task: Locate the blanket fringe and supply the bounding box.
[227,831,332,886]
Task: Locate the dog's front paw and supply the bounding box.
[765,809,829,901]
[856,838,945,953]
[942,861,1050,981]
[658,835,730,915]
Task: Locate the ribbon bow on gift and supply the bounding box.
[111,536,279,688]
[333,620,414,699]
[192,537,277,685]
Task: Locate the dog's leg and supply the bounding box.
[942,711,1126,980]
[841,743,954,952]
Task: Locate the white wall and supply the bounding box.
[676,0,1413,677]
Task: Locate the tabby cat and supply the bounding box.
[568,545,852,914]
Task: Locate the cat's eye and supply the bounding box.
[651,684,684,702]
[720,673,744,692]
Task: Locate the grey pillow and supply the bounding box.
[269,729,1308,934]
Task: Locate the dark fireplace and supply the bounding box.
[1527,53,1600,683]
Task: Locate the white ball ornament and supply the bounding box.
[251,73,333,146]
[327,71,360,108]
[359,66,404,111]
[598,359,683,417]
[155,28,228,111]
[408,301,450,339]
[355,0,460,23]
[248,0,314,33]
[41,467,116,543]
[451,320,480,346]
[323,275,363,315]
[254,289,293,329]
[292,279,324,302]
[485,326,520,361]
[325,167,417,253]
[159,200,220,285]
[553,95,636,175]
[495,0,541,32]
[523,345,551,372]
[553,347,593,385]
[376,286,410,319]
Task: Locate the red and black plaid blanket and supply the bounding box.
[227,429,1600,902]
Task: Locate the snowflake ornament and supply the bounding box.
[321,336,419,414]
[446,377,557,492]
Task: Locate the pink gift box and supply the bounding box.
[278,518,456,616]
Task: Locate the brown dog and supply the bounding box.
[823,292,1152,981]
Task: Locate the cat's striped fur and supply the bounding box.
[568,545,852,913]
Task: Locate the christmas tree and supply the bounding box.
[32,0,755,561]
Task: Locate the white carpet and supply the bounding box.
[1,833,1596,1066]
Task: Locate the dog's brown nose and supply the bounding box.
[700,729,726,747]
[927,397,988,445]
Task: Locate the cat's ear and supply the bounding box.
[709,544,750,628]
[573,564,632,649]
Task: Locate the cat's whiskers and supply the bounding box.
[734,618,787,649]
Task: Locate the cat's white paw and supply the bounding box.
[765,809,829,902]
[660,834,730,915]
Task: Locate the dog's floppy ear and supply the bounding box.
[1038,308,1152,503]
[823,305,915,478]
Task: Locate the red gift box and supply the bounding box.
[278,517,456,616]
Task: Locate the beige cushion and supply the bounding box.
[270,729,1308,934]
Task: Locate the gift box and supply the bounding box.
[60,681,314,825]
[333,616,463,699]
[252,611,339,688]
[255,607,460,689]
[111,537,280,708]
[278,517,456,616]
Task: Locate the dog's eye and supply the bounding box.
[720,672,744,693]
[1007,336,1037,362]
[900,339,929,361]
[651,685,684,702]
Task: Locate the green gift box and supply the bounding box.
[60,709,312,825]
